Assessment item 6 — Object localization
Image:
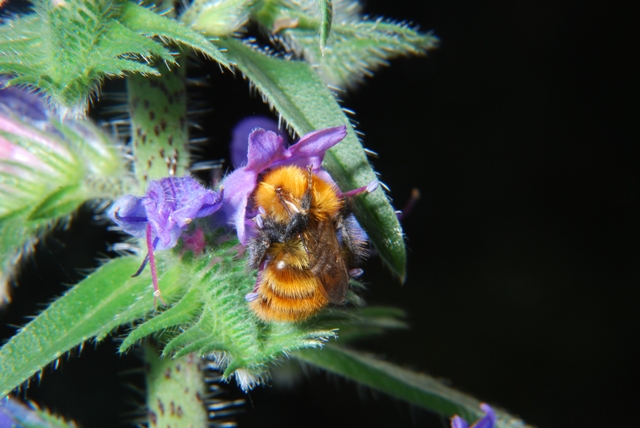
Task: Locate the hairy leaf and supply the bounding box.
[295,345,532,428]
[0,0,227,116]
[0,256,161,396]
[254,0,439,88]
[120,230,339,392]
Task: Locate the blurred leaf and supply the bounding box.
[294,345,532,428]
[333,306,408,342]
[0,396,78,428]
[318,0,332,54]
[0,107,133,299]
[0,0,227,116]
[221,37,407,280]
[254,0,439,88]
[182,0,256,36]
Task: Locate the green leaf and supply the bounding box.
[121,2,229,67]
[26,184,86,222]
[0,0,228,116]
[220,37,407,280]
[0,214,41,304]
[0,256,170,396]
[254,0,439,88]
[333,306,408,342]
[294,345,532,428]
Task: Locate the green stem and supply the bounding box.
[127,59,190,184]
[144,344,210,427]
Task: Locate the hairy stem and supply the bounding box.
[144,344,209,427]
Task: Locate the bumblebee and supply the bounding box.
[246,165,370,322]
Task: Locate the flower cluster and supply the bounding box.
[109,125,352,302]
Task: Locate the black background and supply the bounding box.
[1,0,638,427]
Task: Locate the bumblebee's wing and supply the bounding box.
[308,220,350,304]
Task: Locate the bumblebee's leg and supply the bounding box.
[249,214,290,268]
[300,165,313,211]
[248,235,270,270]
[336,212,369,266]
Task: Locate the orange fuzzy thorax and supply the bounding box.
[253,165,342,223]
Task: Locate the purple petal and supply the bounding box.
[109,176,223,250]
[231,116,286,168]
[220,128,289,244]
[143,180,176,247]
[218,168,256,245]
[0,77,49,123]
[167,178,224,227]
[285,126,346,163]
[474,404,497,428]
[273,126,346,180]
[451,404,497,428]
[0,397,48,427]
[109,194,148,238]
[275,125,346,187]
[246,129,287,171]
[451,416,469,428]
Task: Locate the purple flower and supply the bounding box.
[0,397,49,428]
[110,177,223,250]
[0,82,73,188]
[0,77,49,124]
[230,116,288,169]
[220,125,347,245]
[451,404,496,428]
[109,176,223,303]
